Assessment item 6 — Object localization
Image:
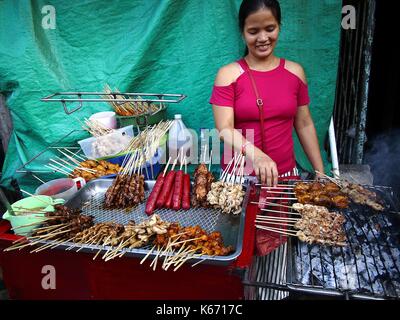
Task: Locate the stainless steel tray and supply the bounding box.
[40,179,249,266]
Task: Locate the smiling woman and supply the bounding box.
[210,0,324,187]
[240,1,281,59]
[209,0,325,300]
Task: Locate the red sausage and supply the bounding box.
[172,170,184,211]
[165,181,175,208]
[145,174,165,215]
[156,170,176,208]
[182,173,191,210]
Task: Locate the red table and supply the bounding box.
[0,219,249,300]
[0,185,261,300]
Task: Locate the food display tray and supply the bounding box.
[41,179,249,266]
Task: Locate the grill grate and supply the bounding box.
[287,184,400,299]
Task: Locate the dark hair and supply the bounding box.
[239,0,281,56]
[239,0,281,32]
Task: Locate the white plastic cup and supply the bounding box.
[35,177,86,201]
[89,111,117,129]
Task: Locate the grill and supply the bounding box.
[245,183,400,300]
[39,179,249,266]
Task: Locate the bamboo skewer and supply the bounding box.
[256,225,297,236]
[260,208,302,216]
[264,191,296,195]
[251,201,295,210]
[265,197,297,201]
[150,246,161,271]
[256,184,296,187]
[61,148,87,161]
[191,257,207,267]
[256,215,300,222]
[140,245,156,264]
[10,219,50,231]
[255,220,296,227]
[315,170,342,187]
[173,253,196,272]
[170,236,203,247]
[45,164,70,175]
[20,190,53,206]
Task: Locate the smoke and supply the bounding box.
[364,129,400,198]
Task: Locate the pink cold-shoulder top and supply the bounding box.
[210,58,310,175]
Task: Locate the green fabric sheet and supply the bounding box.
[0,0,342,192]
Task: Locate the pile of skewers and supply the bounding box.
[260,173,385,212]
[191,148,214,208]
[255,202,347,247]
[207,153,246,215]
[104,150,145,210]
[5,207,233,270]
[79,117,114,137]
[103,84,160,116]
[68,214,170,261]
[140,223,234,271]
[293,181,350,209]
[5,204,95,253]
[70,159,122,181]
[145,154,191,215]
[316,171,385,211]
[44,148,122,182]
[120,120,173,180]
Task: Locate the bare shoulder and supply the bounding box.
[214,62,243,86]
[284,60,307,84]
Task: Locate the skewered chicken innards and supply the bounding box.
[104,174,145,209]
[292,203,347,246]
[340,181,385,211]
[207,181,245,215]
[191,164,214,208]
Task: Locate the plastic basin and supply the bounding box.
[2,196,65,236]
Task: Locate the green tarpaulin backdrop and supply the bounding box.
[0,0,341,192]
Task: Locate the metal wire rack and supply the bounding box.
[41,92,186,114]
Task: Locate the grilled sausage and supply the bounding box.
[182,173,191,210]
[156,170,176,208]
[172,170,184,211]
[145,174,165,215]
[165,181,175,208]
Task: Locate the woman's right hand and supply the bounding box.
[253,154,278,187]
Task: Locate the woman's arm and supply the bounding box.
[294,105,325,174]
[212,106,278,186]
[212,65,278,186]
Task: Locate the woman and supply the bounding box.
[210,0,324,299]
[210,0,324,185]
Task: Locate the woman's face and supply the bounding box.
[243,8,280,59]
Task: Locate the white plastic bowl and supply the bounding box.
[89,111,117,129]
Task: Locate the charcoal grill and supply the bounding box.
[244,182,400,300]
[33,179,250,266]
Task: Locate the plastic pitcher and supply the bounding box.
[35,177,86,201]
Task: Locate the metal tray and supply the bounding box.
[40,179,249,266]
